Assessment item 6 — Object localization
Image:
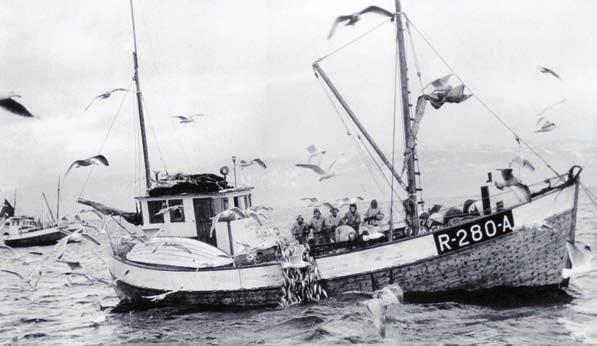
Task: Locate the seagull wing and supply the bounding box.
[248,213,263,226]
[0,269,25,280]
[0,245,16,256]
[306,145,317,154]
[109,88,128,93]
[65,161,82,176]
[327,16,351,40]
[322,202,335,210]
[82,233,101,246]
[328,159,338,171]
[189,114,204,118]
[90,154,109,166]
[164,243,193,254]
[84,95,103,111]
[228,207,246,218]
[296,163,327,175]
[359,5,394,18]
[301,197,319,202]
[540,66,561,79]
[0,98,34,117]
[253,158,267,169]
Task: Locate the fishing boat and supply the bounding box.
[3,180,72,247]
[83,0,586,307]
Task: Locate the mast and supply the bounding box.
[395,0,419,232]
[42,192,56,223]
[313,62,406,189]
[56,176,60,220]
[129,0,152,189]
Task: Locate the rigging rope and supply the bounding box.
[78,79,134,198]
[316,75,403,201]
[389,21,400,226]
[403,15,562,179]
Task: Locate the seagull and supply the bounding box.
[58,259,83,271]
[301,197,322,207]
[239,158,267,169]
[150,241,193,254]
[337,196,364,208]
[428,204,442,215]
[327,5,395,39]
[510,154,535,172]
[65,155,110,176]
[0,91,35,117]
[535,120,557,133]
[210,207,247,236]
[296,159,337,181]
[0,269,38,289]
[343,284,403,338]
[306,145,327,163]
[248,205,273,212]
[153,204,183,216]
[84,88,128,111]
[563,240,593,278]
[171,114,204,124]
[539,66,561,80]
[495,169,531,202]
[0,245,16,257]
[142,287,183,302]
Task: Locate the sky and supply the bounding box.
[1,0,596,216]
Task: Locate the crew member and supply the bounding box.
[341,203,361,232]
[363,199,384,226]
[323,207,341,242]
[290,215,309,244]
[308,208,326,245]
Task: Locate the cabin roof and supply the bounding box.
[135,185,254,201]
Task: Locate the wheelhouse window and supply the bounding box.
[168,199,185,223]
[148,200,165,224]
[244,194,252,208]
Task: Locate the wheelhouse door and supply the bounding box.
[193,198,217,246]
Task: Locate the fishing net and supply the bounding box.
[278,243,327,307]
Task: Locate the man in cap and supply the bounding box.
[341,203,361,232]
[308,208,326,245]
[363,199,384,226]
[290,215,309,244]
[323,207,341,243]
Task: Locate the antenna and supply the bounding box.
[56,176,61,220]
[129,0,152,190]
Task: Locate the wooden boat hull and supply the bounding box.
[109,180,579,307]
[3,227,67,248]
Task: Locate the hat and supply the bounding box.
[296,215,304,221]
[313,208,320,214]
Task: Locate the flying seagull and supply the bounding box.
[337,196,364,208]
[510,154,535,172]
[0,91,35,117]
[239,158,267,169]
[495,168,531,202]
[343,284,403,338]
[327,5,395,39]
[535,120,557,133]
[65,155,110,176]
[301,197,322,207]
[85,88,128,111]
[153,204,183,216]
[171,114,204,124]
[296,159,337,181]
[539,66,561,80]
[306,145,326,162]
[143,287,183,302]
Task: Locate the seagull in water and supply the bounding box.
[327,5,395,39]
[239,158,267,169]
[0,91,35,117]
[84,88,128,111]
[343,284,404,338]
[296,159,338,181]
[539,66,561,80]
[65,155,110,176]
[171,114,204,124]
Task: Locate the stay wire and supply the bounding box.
[78,79,134,198]
[404,15,562,179]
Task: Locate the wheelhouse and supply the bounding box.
[136,186,255,248]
